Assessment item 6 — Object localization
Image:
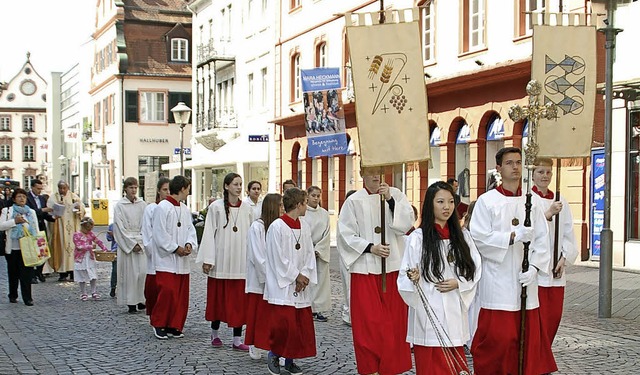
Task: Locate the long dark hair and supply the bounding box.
[222,172,241,228]
[261,193,282,236]
[419,181,476,283]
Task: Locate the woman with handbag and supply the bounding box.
[0,188,40,306]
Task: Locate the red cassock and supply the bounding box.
[351,272,412,375]
[268,305,316,359]
[150,272,190,331]
[144,274,158,316]
[205,278,247,327]
[471,308,557,375]
[538,286,565,343]
[414,346,469,375]
[245,292,272,350]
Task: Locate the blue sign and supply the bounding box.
[307,133,348,157]
[174,147,191,155]
[487,117,505,141]
[301,68,342,92]
[590,148,605,258]
[456,124,471,144]
[248,134,269,142]
[430,127,441,146]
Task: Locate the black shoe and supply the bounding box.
[137,303,146,310]
[31,277,39,285]
[313,312,328,322]
[37,274,46,282]
[24,300,34,306]
[283,362,303,375]
[153,327,168,340]
[267,353,280,375]
[9,297,17,303]
[166,328,184,338]
[128,305,137,313]
[110,288,116,298]
[57,276,67,282]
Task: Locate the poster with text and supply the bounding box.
[301,68,348,158]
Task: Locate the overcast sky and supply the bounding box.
[0,0,96,82]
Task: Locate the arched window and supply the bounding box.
[290,53,301,102]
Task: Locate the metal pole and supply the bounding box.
[598,0,621,319]
[180,123,185,176]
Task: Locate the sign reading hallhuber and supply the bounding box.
[301,67,348,158]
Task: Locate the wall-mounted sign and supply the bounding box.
[140,138,169,143]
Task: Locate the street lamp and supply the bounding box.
[171,102,192,176]
[84,138,97,201]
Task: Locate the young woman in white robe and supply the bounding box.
[398,181,481,375]
[197,172,254,350]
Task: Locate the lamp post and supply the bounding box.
[84,138,97,201]
[171,102,192,176]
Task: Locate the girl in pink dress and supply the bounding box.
[73,217,108,301]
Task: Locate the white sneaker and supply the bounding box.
[249,345,262,360]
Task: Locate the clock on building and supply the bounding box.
[20,80,36,96]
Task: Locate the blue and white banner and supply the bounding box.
[301,68,348,158]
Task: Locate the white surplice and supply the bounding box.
[113,197,147,305]
[469,189,550,311]
[152,199,198,275]
[264,218,317,308]
[397,229,482,347]
[302,205,331,312]
[196,199,254,279]
[141,203,157,275]
[243,196,263,221]
[532,194,578,287]
[246,219,267,294]
[337,187,414,274]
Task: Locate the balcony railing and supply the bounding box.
[195,107,238,132]
[197,38,235,64]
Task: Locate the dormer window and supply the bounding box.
[171,38,189,62]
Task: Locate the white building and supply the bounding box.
[186,0,275,211]
[0,53,49,191]
[89,0,193,214]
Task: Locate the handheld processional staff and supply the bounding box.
[508,80,558,375]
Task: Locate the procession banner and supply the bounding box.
[533,17,596,158]
[346,8,429,168]
[301,68,348,158]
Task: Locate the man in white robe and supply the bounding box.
[469,147,555,375]
[303,186,331,322]
[531,158,578,346]
[113,177,147,314]
[337,171,414,375]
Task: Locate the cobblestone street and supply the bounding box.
[0,234,639,374]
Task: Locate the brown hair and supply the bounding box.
[261,193,282,235]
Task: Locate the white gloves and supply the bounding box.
[514,225,533,244]
[519,268,537,287]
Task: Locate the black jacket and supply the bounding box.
[26,191,54,234]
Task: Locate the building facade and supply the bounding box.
[186,0,275,212]
[89,0,193,210]
[272,1,602,252]
[0,53,49,191]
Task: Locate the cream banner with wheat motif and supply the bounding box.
[533,18,596,158]
[346,9,429,168]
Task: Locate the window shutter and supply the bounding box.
[125,91,138,122]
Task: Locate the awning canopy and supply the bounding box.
[487,117,505,141]
[162,136,269,171]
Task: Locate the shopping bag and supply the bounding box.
[19,227,51,267]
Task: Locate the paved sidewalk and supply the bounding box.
[0,241,638,374]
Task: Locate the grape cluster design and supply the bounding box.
[390,94,408,114]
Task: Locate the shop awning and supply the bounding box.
[456,124,471,144]
[430,127,441,146]
[487,117,505,141]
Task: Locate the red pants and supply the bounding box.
[150,272,190,331]
[471,308,557,375]
[350,272,412,375]
[245,292,271,350]
[538,286,564,344]
[269,304,316,359]
[144,274,158,316]
[205,277,247,327]
[414,345,469,375]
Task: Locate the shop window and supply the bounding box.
[628,110,640,239]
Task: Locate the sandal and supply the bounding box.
[92,293,101,300]
[80,294,88,301]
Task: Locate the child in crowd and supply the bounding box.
[398,181,481,375]
[245,193,283,360]
[73,217,108,301]
[264,188,317,375]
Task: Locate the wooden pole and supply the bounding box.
[380,173,387,292]
[553,160,561,277]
